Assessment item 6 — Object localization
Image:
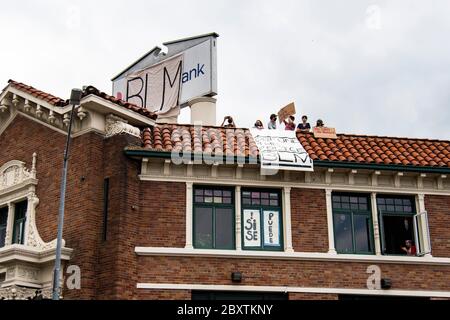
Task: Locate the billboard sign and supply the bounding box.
[112,34,217,113]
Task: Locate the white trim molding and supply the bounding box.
[185,182,193,249]
[282,187,294,253]
[136,283,450,298]
[371,192,382,255]
[325,189,337,254]
[135,247,450,266]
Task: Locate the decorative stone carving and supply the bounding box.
[0,98,11,113]
[63,113,71,126]
[0,285,53,300]
[12,94,20,107]
[77,106,87,121]
[23,99,32,112]
[48,110,56,123]
[105,114,141,138]
[0,158,35,191]
[0,153,63,250]
[35,105,43,118]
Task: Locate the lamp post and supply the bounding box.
[52,88,83,300]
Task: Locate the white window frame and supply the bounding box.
[413,211,432,256]
[185,183,293,253]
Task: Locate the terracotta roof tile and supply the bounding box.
[6,80,157,120]
[7,80,66,106]
[140,125,450,169]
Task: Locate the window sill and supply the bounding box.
[135,246,450,266]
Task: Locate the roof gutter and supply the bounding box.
[124,149,450,175]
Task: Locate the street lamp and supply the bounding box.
[52,88,83,300]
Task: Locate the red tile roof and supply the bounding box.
[140,124,450,169]
[8,80,66,106]
[142,125,258,158]
[6,80,157,120]
[83,86,157,120]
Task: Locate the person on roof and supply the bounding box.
[283,116,296,131]
[221,116,236,128]
[268,114,277,129]
[254,120,264,129]
[315,119,324,128]
[296,115,311,132]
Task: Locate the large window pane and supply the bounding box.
[194,207,213,248]
[332,193,373,254]
[0,207,7,248]
[242,189,283,251]
[193,187,234,250]
[13,201,27,245]
[354,215,371,252]
[334,213,353,253]
[215,208,234,249]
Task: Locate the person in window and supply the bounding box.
[296,115,311,132]
[254,120,264,129]
[221,116,236,128]
[267,114,277,129]
[283,116,296,131]
[401,240,417,256]
[315,119,325,128]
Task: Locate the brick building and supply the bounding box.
[0,80,449,300]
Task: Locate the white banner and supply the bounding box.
[243,209,261,247]
[263,211,280,246]
[250,129,314,171]
[126,54,183,115]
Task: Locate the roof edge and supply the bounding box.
[124,149,450,174]
[162,32,219,46]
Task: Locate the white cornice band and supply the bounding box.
[136,283,450,298]
[134,247,450,266]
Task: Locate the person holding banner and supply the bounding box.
[283,116,296,131]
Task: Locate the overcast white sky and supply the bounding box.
[1,0,449,139]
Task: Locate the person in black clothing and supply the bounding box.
[296,115,311,132]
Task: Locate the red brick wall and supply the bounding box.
[136,290,191,300]
[291,188,328,253]
[138,181,186,248]
[135,256,450,298]
[426,195,450,258]
[289,293,338,300]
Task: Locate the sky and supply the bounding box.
[0,0,449,140]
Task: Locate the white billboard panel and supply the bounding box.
[112,35,217,112]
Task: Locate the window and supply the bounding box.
[241,189,283,251]
[332,194,374,254]
[12,201,27,245]
[0,206,8,248]
[377,196,417,255]
[193,187,234,249]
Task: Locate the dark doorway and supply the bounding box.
[192,291,288,300]
[339,294,429,300]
